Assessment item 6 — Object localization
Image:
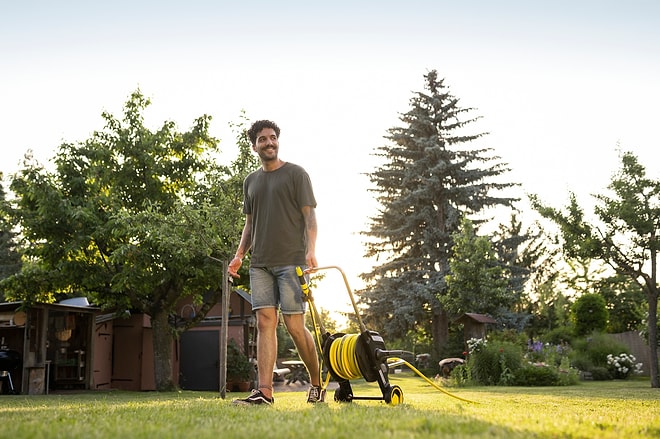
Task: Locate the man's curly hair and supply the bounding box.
[247,120,281,145]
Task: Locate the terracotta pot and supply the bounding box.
[234,381,251,392]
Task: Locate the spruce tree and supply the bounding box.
[360,70,517,356]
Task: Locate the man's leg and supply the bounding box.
[255,307,278,399]
[283,313,320,387]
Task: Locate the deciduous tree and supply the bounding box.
[444,217,510,317]
[1,92,257,390]
[531,151,660,387]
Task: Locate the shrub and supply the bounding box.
[570,332,628,371]
[541,326,574,346]
[449,364,470,387]
[490,329,527,345]
[514,356,578,386]
[557,357,580,385]
[571,294,608,336]
[606,353,643,379]
[513,365,560,386]
[590,366,613,381]
[467,340,523,386]
[570,356,593,372]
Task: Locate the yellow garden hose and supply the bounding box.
[386,358,478,404]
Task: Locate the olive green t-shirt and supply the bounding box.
[243,162,317,267]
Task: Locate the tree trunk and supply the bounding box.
[151,310,176,391]
[431,307,449,359]
[647,289,659,388]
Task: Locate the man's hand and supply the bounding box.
[305,251,318,273]
[228,256,242,278]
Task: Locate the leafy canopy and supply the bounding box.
[1,91,259,389]
[531,150,660,387]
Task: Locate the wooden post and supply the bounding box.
[219,260,230,398]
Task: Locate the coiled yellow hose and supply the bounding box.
[328,334,362,380]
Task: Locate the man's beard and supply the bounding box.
[258,147,278,162]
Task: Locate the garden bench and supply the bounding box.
[273,366,291,381]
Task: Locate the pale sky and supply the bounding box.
[2,1,659,317]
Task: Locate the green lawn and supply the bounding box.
[1,374,658,439]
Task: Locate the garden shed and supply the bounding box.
[453,313,498,341]
[94,287,255,391]
[0,299,98,394]
[177,288,255,391]
[1,287,254,394]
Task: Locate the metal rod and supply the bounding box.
[308,266,366,333]
[219,260,230,398]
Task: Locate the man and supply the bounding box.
[228,120,322,405]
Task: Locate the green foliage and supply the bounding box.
[360,70,518,356]
[524,279,573,339]
[453,331,581,387]
[465,340,523,386]
[571,294,609,336]
[514,353,579,386]
[226,338,253,381]
[569,332,628,374]
[492,214,551,319]
[595,274,646,333]
[589,366,613,381]
[0,177,22,298]
[541,325,575,345]
[438,327,467,360]
[513,365,560,386]
[489,329,528,346]
[277,322,296,358]
[1,91,259,390]
[530,150,660,387]
[444,218,512,318]
[606,353,643,379]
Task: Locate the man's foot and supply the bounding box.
[306,385,323,403]
[232,389,274,406]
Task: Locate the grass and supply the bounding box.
[1,374,658,439]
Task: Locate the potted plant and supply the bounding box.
[226,339,253,391]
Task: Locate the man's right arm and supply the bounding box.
[228,214,252,278]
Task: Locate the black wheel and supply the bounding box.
[385,385,403,405]
[334,380,354,402]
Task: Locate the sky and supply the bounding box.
[2,1,659,318]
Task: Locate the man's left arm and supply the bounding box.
[301,205,318,270]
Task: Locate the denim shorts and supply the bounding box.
[249,266,308,314]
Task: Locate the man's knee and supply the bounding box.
[283,314,307,338]
[256,309,278,331]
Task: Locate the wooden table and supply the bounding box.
[281,360,309,385]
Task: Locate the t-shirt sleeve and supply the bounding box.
[296,169,317,209]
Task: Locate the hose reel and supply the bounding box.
[298,266,408,405]
[298,265,475,406]
[322,330,406,405]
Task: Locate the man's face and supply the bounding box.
[253,128,279,162]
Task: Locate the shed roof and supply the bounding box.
[0,300,99,314]
[453,313,497,325]
[233,288,251,303]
